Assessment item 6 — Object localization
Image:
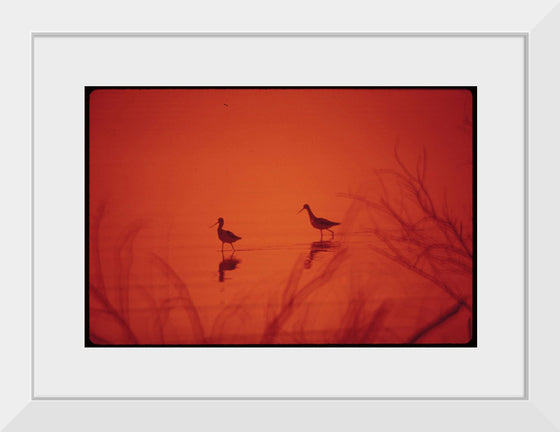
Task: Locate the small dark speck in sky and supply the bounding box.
[224,103,229,107]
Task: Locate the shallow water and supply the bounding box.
[89,221,472,345]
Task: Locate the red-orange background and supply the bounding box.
[89,88,473,345]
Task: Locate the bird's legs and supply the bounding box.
[327,229,335,239]
[320,230,324,242]
[231,243,236,252]
[221,242,224,253]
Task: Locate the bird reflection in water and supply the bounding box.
[304,241,337,269]
[219,252,241,282]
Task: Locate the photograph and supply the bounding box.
[87,87,475,346]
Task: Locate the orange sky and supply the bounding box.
[89,88,472,240]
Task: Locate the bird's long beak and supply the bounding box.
[297,207,304,215]
[209,221,218,228]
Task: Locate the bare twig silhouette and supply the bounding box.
[340,146,473,343]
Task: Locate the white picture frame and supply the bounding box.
[3,1,560,430]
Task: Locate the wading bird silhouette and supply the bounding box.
[297,204,340,241]
[210,217,242,252]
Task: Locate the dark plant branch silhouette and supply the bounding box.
[340,146,473,343]
[341,147,472,306]
[407,302,463,344]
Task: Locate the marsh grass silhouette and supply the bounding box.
[88,203,360,344]
[89,202,138,345]
[89,283,138,344]
[260,246,349,344]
